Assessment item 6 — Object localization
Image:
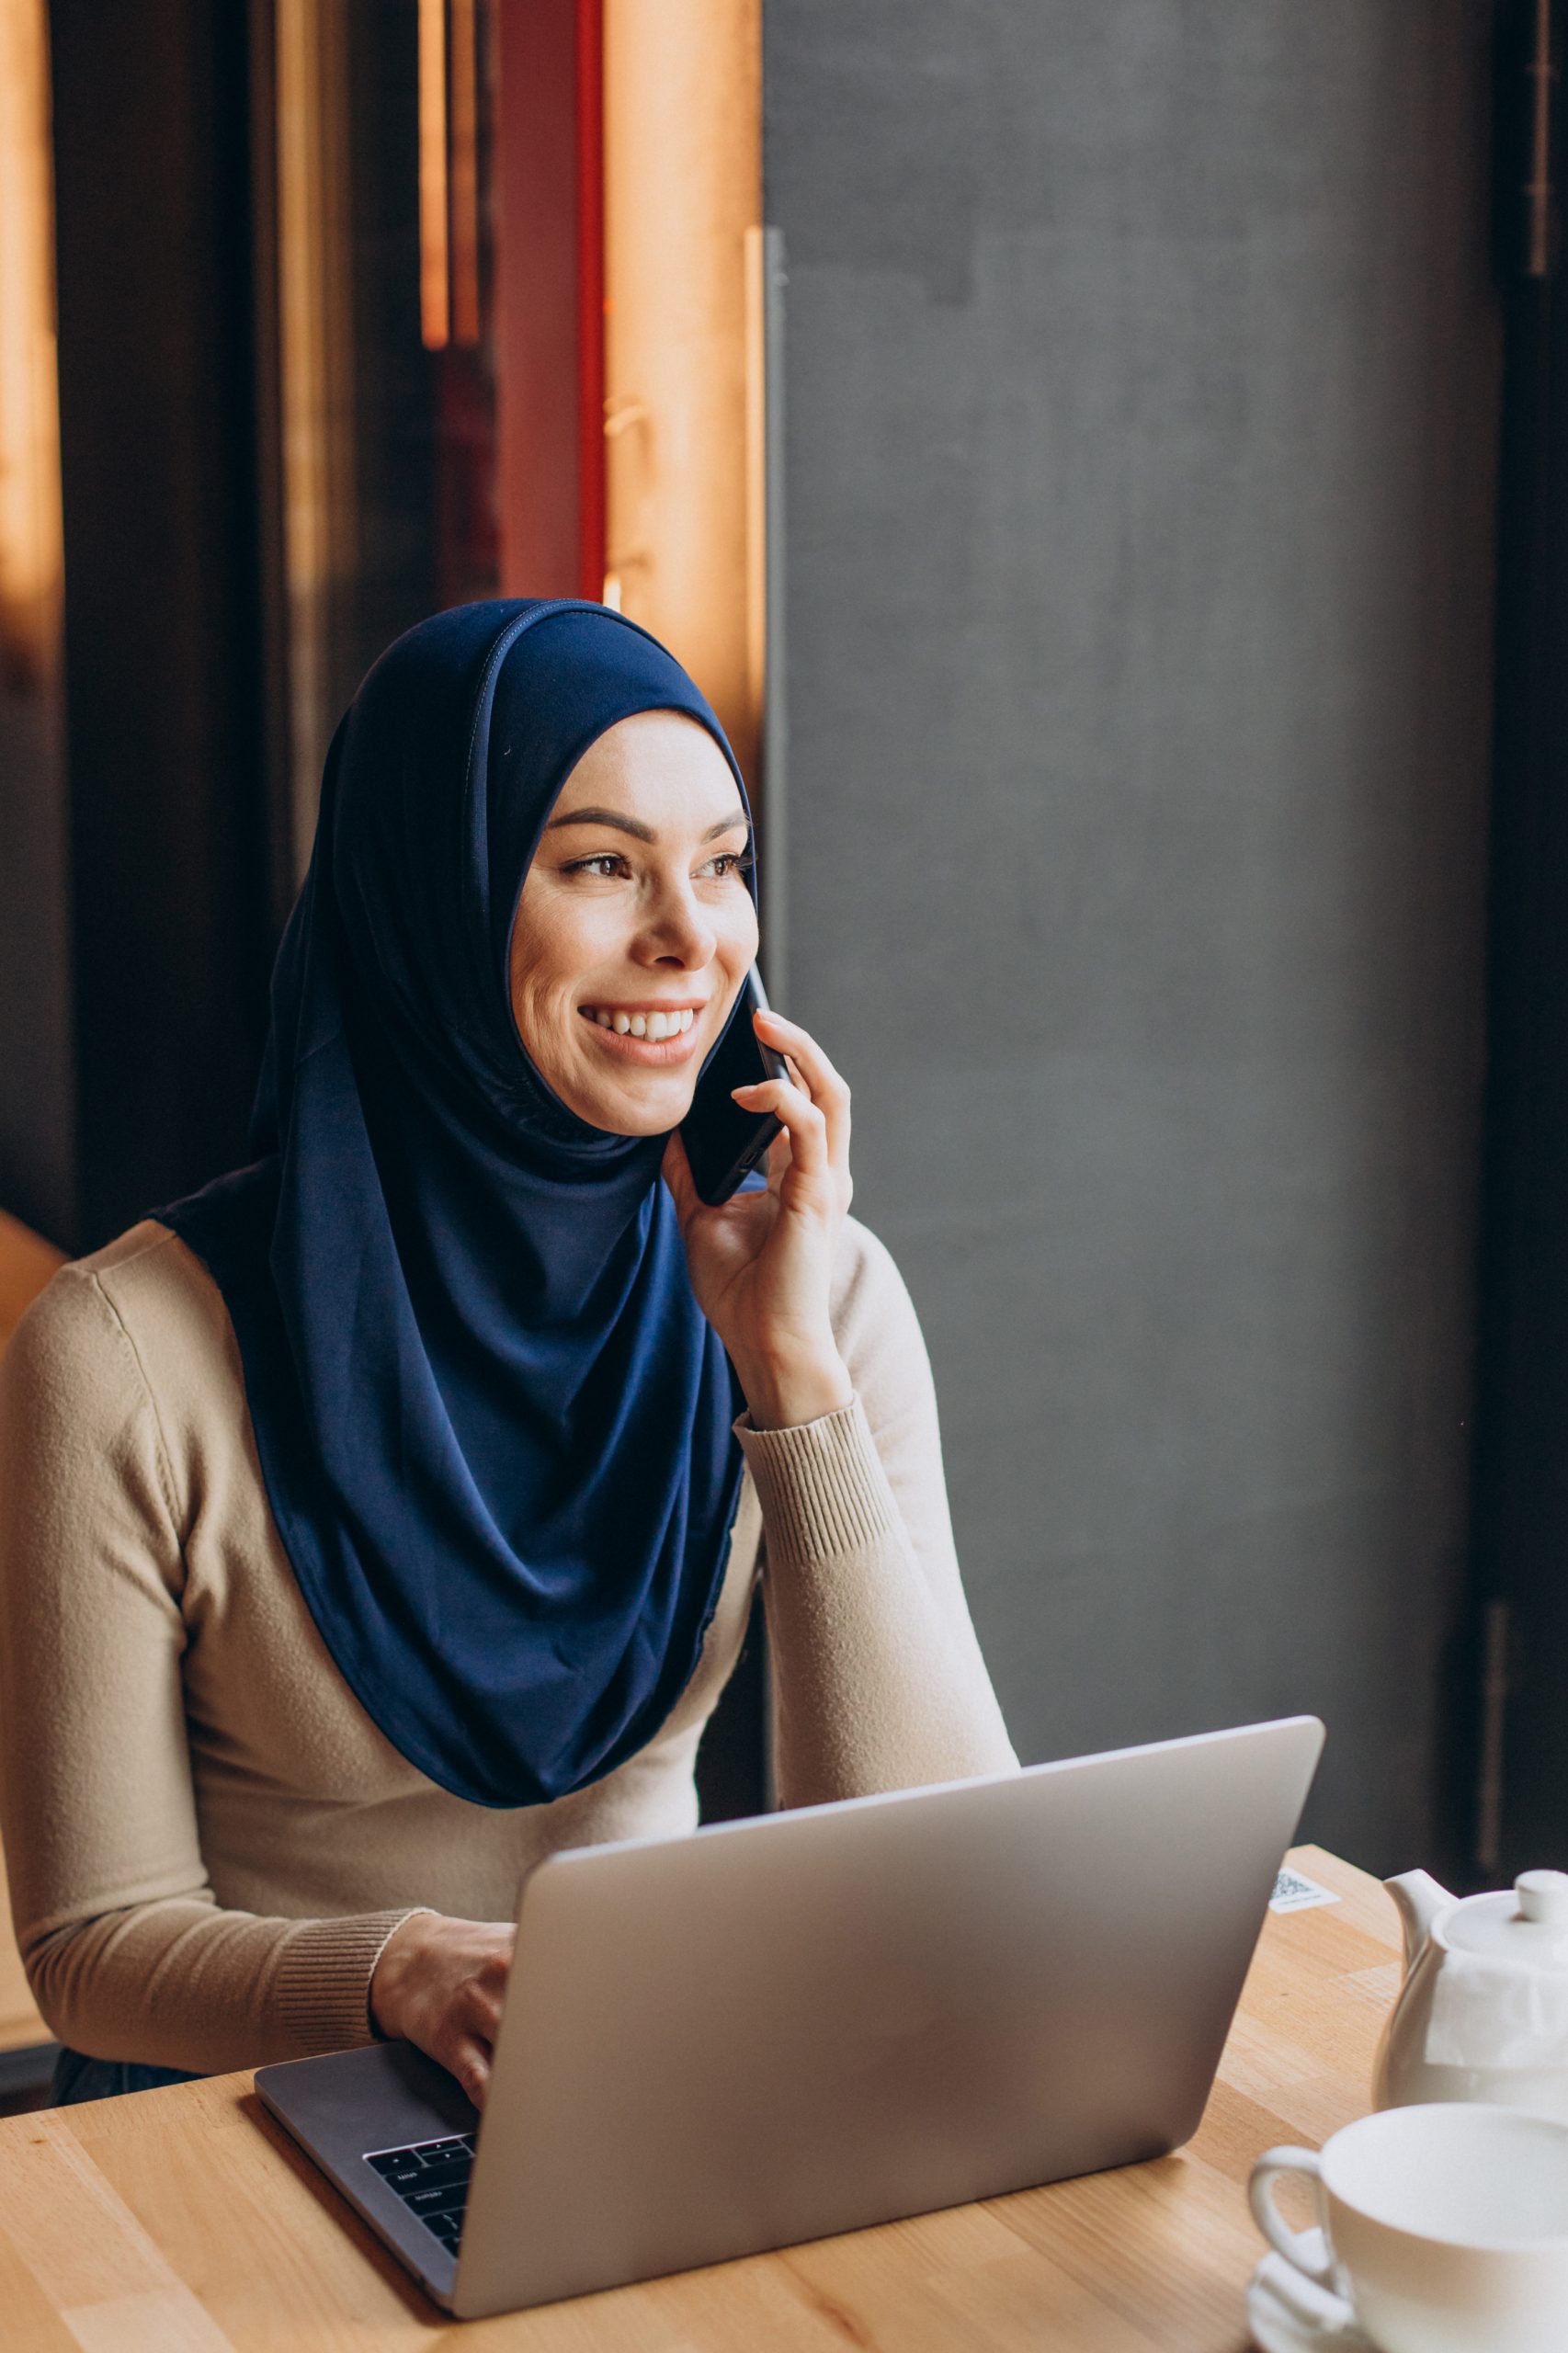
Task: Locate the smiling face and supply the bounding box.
[508,708,758,1135]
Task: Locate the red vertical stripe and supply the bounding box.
[574,0,606,602]
[494,0,581,594]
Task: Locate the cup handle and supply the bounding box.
[1249,2145,1336,2290]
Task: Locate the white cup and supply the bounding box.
[1250,2103,1568,2352]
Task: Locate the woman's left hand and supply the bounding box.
[663,1009,855,1430]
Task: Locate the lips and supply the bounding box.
[576,1004,705,1063]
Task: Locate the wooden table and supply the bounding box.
[0,1845,1401,2348]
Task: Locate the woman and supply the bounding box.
[0,601,1015,2109]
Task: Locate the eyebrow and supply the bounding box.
[544,804,749,846]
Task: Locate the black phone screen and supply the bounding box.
[679,968,789,1205]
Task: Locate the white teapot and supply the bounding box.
[1375,1867,1568,2125]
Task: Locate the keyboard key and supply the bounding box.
[405,2158,470,2196]
[366,2157,424,2192]
[366,2137,471,2252]
[406,2181,468,2218]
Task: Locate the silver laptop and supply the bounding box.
[256,1715,1323,2318]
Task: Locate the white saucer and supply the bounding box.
[1247,2238,1375,2351]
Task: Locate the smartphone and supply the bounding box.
[680,966,790,1205]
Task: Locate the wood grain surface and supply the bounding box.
[0,1844,1400,2348]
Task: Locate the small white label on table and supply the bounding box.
[1270,1865,1341,1914]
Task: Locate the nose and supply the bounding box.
[634,875,718,970]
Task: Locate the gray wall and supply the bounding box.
[765,1,1501,1870]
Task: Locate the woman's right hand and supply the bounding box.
[369,1911,516,2109]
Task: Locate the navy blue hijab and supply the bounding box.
[162,600,751,1808]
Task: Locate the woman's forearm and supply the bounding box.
[740,1397,1017,1810]
[24,1895,423,2076]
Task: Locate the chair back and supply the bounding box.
[0,1211,66,2060]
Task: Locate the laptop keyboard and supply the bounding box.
[364,2133,475,2254]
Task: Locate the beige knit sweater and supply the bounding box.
[0,1216,1016,2076]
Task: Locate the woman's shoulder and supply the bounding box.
[3,1221,241,1435]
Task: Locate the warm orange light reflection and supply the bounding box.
[744,223,767,745]
[418,0,450,349]
[276,0,357,871]
[602,0,763,786]
[449,0,481,347]
[0,0,64,693]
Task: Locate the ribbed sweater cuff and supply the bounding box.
[735,1395,899,1563]
[271,1907,432,2059]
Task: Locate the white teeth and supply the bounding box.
[590,1006,695,1036]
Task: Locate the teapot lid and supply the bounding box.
[1444,1870,1568,1969]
